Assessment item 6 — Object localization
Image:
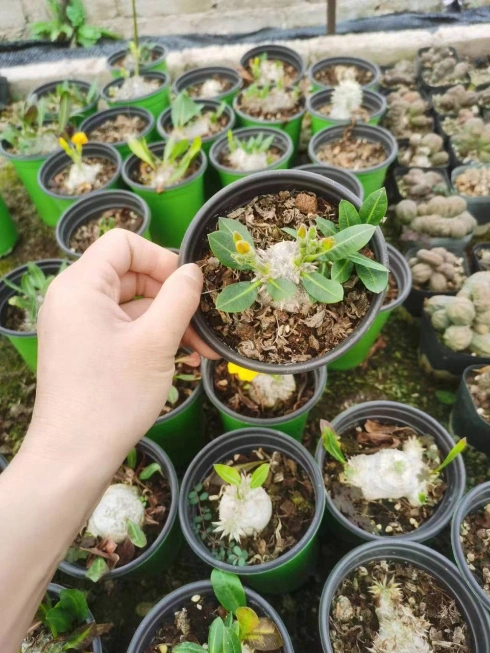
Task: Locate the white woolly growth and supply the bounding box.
[345,437,430,506]
[213,473,272,542]
[87,483,145,544]
[249,373,296,408]
[172,116,212,140]
[199,78,224,99]
[112,75,157,100]
[255,60,284,86]
[149,164,180,190]
[244,87,298,115]
[64,161,102,194]
[228,148,269,171]
[330,80,363,120]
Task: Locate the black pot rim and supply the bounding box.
[173,66,243,101]
[383,243,412,312]
[318,539,490,653]
[314,399,466,543]
[156,99,236,145]
[209,126,294,175]
[306,88,387,124]
[58,437,179,579]
[294,163,364,200]
[29,78,100,117]
[101,71,169,103]
[239,43,306,82]
[309,123,398,174]
[0,259,69,337]
[38,143,122,201]
[107,43,167,70]
[121,141,207,192]
[201,359,327,426]
[233,89,306,126]
[179,427,326,575]
[80,106,155,148]
[126,579,294,653]
[308,56,382,89]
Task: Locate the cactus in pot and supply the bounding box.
[396,168,449,201]
[432,85,480,115]
[451,118,490,164]
[398,133,449,168]
[422,58,470,87]
[380,59,416,91]
[395,195,476,240]
[409,248,467,293]
[383,89,432,139]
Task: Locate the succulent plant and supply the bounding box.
[422,57,470,87]
[395,195,476,240]
[451,118,490,164]
[477,247,490,271]
[432,84,480,115]
[453,165,490,197]
[408,247,467,293]
[383,89,432,139]
[479,88,490,110]
[398,133,449,168]
[440,108,478,138]
[419,46,457,70]
[397,168,449,201]
[380,59,416,90]
[329,79,363,121]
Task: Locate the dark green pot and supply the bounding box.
[173,67,243,105]
[308,56,381,92]
[209,126,294,187]
[122,141,207,248]
[38,143,122,225]
[30,79,99,127]
[80,106,157,159]
[307,88,387,134]
[201,359,326,441]
[108,44,168,77]
[58,438,181,580]
[179,427,325,593]
[101,72,170,119]
[0,259,68,371]
[0,194,18,257]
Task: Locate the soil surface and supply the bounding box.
[87,114,148,145]
[188,76,232,98]
[314,127,387,170]
[466,367,490,423]
[461,504,490,598]
[314,64,374,87]
[69,208,144,253]
[237,90,304,121]
[49,157,117,196]
[317,102,371,122]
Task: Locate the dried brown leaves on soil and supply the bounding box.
[50,157,117,196]
[87,114,148,145]
[69,208,144,253]
[315,126,387,170]
[461,504,490,597]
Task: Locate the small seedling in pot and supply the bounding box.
[39,79,98,117]
[128,135,201,193]
[58,131,104,194]
[209,188,389,313]
[240,81,301,117]
[166,351,202,406]
[97,216,116,236]
[225,129,276,171]
[250,52,284,87]
[169,91,227,140]
[227,362,297,409]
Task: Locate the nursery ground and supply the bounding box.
[1,158,490,652]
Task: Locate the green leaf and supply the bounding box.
[164,137,190,164]
[316,217,338,237]
[302,272,344,304]
[243,617,284,651]
[434,438,467,474]
[359,188,387,226]
[208,231,245,270]
[348,252,389,272]
[355,264,389,293]
[167,384,179,405]
[126,447,137,469]
[173,644,206,653]
[236,607,260,639]
[266,278,296,303]
[338,200,361,229]
[218,217,255,247]
[61,622,97,651]
[211,569,246,614]
[327,224,376,261]
[331,259,353,284]
[128,137,156,169]
[250,463,270,489]
[59,590,88,624]
[127,520,147,548]
[45,606,72,635]
[223,626,241,653]
[281,227,298,238]
[209,617,225,653]
[320,420,346,465]
[86,556,109,583]
[214,464,241,486]
[435,390,457,406]
[171,92,203,129]
[139,463,162,480]
[216,281,260,313]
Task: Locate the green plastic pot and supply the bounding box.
[179,427,325,593]
[307,88,386,134]
[30,79,99,127]
[122,141,207,248]
[233,91,305,150]
[308,124,398,197]
[80,106,157,159]
[209,126,294,187]
[0,259,68,371]
[240,43,305,86]
[108,44,168,77]
[58,438,181,580]
[38,143,122,224]
[202,360,327,440]
[173,67,243,105]
[145,378,206,469]
[308,56,381,92]
[101,72,170,119]
[0,194,17,257]
[329,244,411,370]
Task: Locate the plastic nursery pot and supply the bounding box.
[30,79,99,127]
[80,106,157,160]
[396,136,451,176]
[451,365,490,454]
[122,141,207,249]
[0,194,17,257]
[451,164,490,225]
[329,244,411,371]
[307,88,386,133]
[391,164,451,204]
[0,259,67,371]
[233,91,305,151]
[55,190,151,259]
[419,311,490,380]
[209,126,293,187]
[107,44,168,77]
[201,360,327,441]
[179,169,388,374]
[101,72,170,119]
[318,539,490,653]
[180,428,325,593]
[308,124,398,198]
[59,438,181,580]
[127,580,294,653]
[173,67,243,105]
[38,143,122,224]
[157,99,236,156]
[308,56,382,92]
[239,43,306,86]
[295,163,364,200]
[472,242,490,273]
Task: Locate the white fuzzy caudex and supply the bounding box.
[255,59,284,86]
[249,373,296,408]
[345,437,430,506]
[370,579,432,653]
[213,473,272,542]
[172,116,212,141]
[243,87,298,115]
[111,75,159,100]
[228,147,269,171]
[199,78,224,99]
[330,80,363,120]
[64,161,102,194]
[87,483,145,544]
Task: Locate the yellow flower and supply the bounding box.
[235,240,251,254]
[71,132,88,146]
[58,137,69,149]
[227,362,258,382]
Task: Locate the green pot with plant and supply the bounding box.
[0,259,68,371]
[240,43,305,87]
[30,79,99,127]
[307,85,386,133]
[308,56,381,92]
[179,427,326,593]
[173,66,243,105]
[202,358,326,441]
[122,136,206,248]
[102,71,170,120]
[0,194,17,258]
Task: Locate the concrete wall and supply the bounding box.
[1,0,446,40]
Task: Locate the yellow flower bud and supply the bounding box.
[227,362,258,382]
[71,132,88,146]
[232,231,243,243]
[58,137,69,150]
[308,226,317,240]
[235,240,251,254]
[321,237,335,251]
[297,224,307,239]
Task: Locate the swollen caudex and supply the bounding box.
[248,373,296,408]
[199,78,225,99]
[228,147,269,171]
[329,80,363,121]
[254,59,284,86]
[64,161,102,194]
[87,483,145,544]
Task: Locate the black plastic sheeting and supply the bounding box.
[0,6,489,68]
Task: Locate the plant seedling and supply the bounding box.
[117,0,156,78]
[98,216,116,236]
[241,81,301,116]
[166,351,201,406]
[225,130,277,171]
[249,53,284,87]
[170,92,227,139]
[58,131,104,194]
